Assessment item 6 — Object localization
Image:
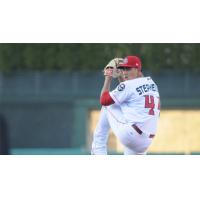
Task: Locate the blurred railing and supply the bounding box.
[0,71,200,100]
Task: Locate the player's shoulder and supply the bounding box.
[125,76,153,85]
[116,80,132,92]
[116,77,145,91]
[117,76,155,92]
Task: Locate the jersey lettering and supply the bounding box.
[136,84,158,95]
[144,95,160,115]
[144,95,155,115]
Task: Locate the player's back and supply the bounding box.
[121,76,160,134]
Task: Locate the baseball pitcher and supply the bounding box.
[91,56,160,155]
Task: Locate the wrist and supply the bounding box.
[105,76,112,81]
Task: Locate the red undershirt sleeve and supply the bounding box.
[100,91,115,106]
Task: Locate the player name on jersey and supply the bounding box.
[136,83,158,95]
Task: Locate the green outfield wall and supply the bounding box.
[0,71,200,154]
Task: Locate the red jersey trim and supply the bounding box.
[100,91,115,106]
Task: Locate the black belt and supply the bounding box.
[132,124,155,138]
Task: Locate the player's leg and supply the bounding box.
[123,146,147,155]
[122,131,153,155]
[105,104,152,154]
[105,104,137,151]
[91,107,110,155]
[123,147,139,155]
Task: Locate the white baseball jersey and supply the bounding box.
[109,76,160,134]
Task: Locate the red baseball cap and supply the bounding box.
[119,56,142,70]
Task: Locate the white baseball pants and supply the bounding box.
[91,105,153,155]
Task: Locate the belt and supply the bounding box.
[132,124,155,138]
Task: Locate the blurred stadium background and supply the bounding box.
[0,43,200,155]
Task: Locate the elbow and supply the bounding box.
[100,91,114,106]
[100,97,107,106]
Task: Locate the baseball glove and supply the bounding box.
[103,58,123,78]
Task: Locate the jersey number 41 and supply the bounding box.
[144,95,160,115]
